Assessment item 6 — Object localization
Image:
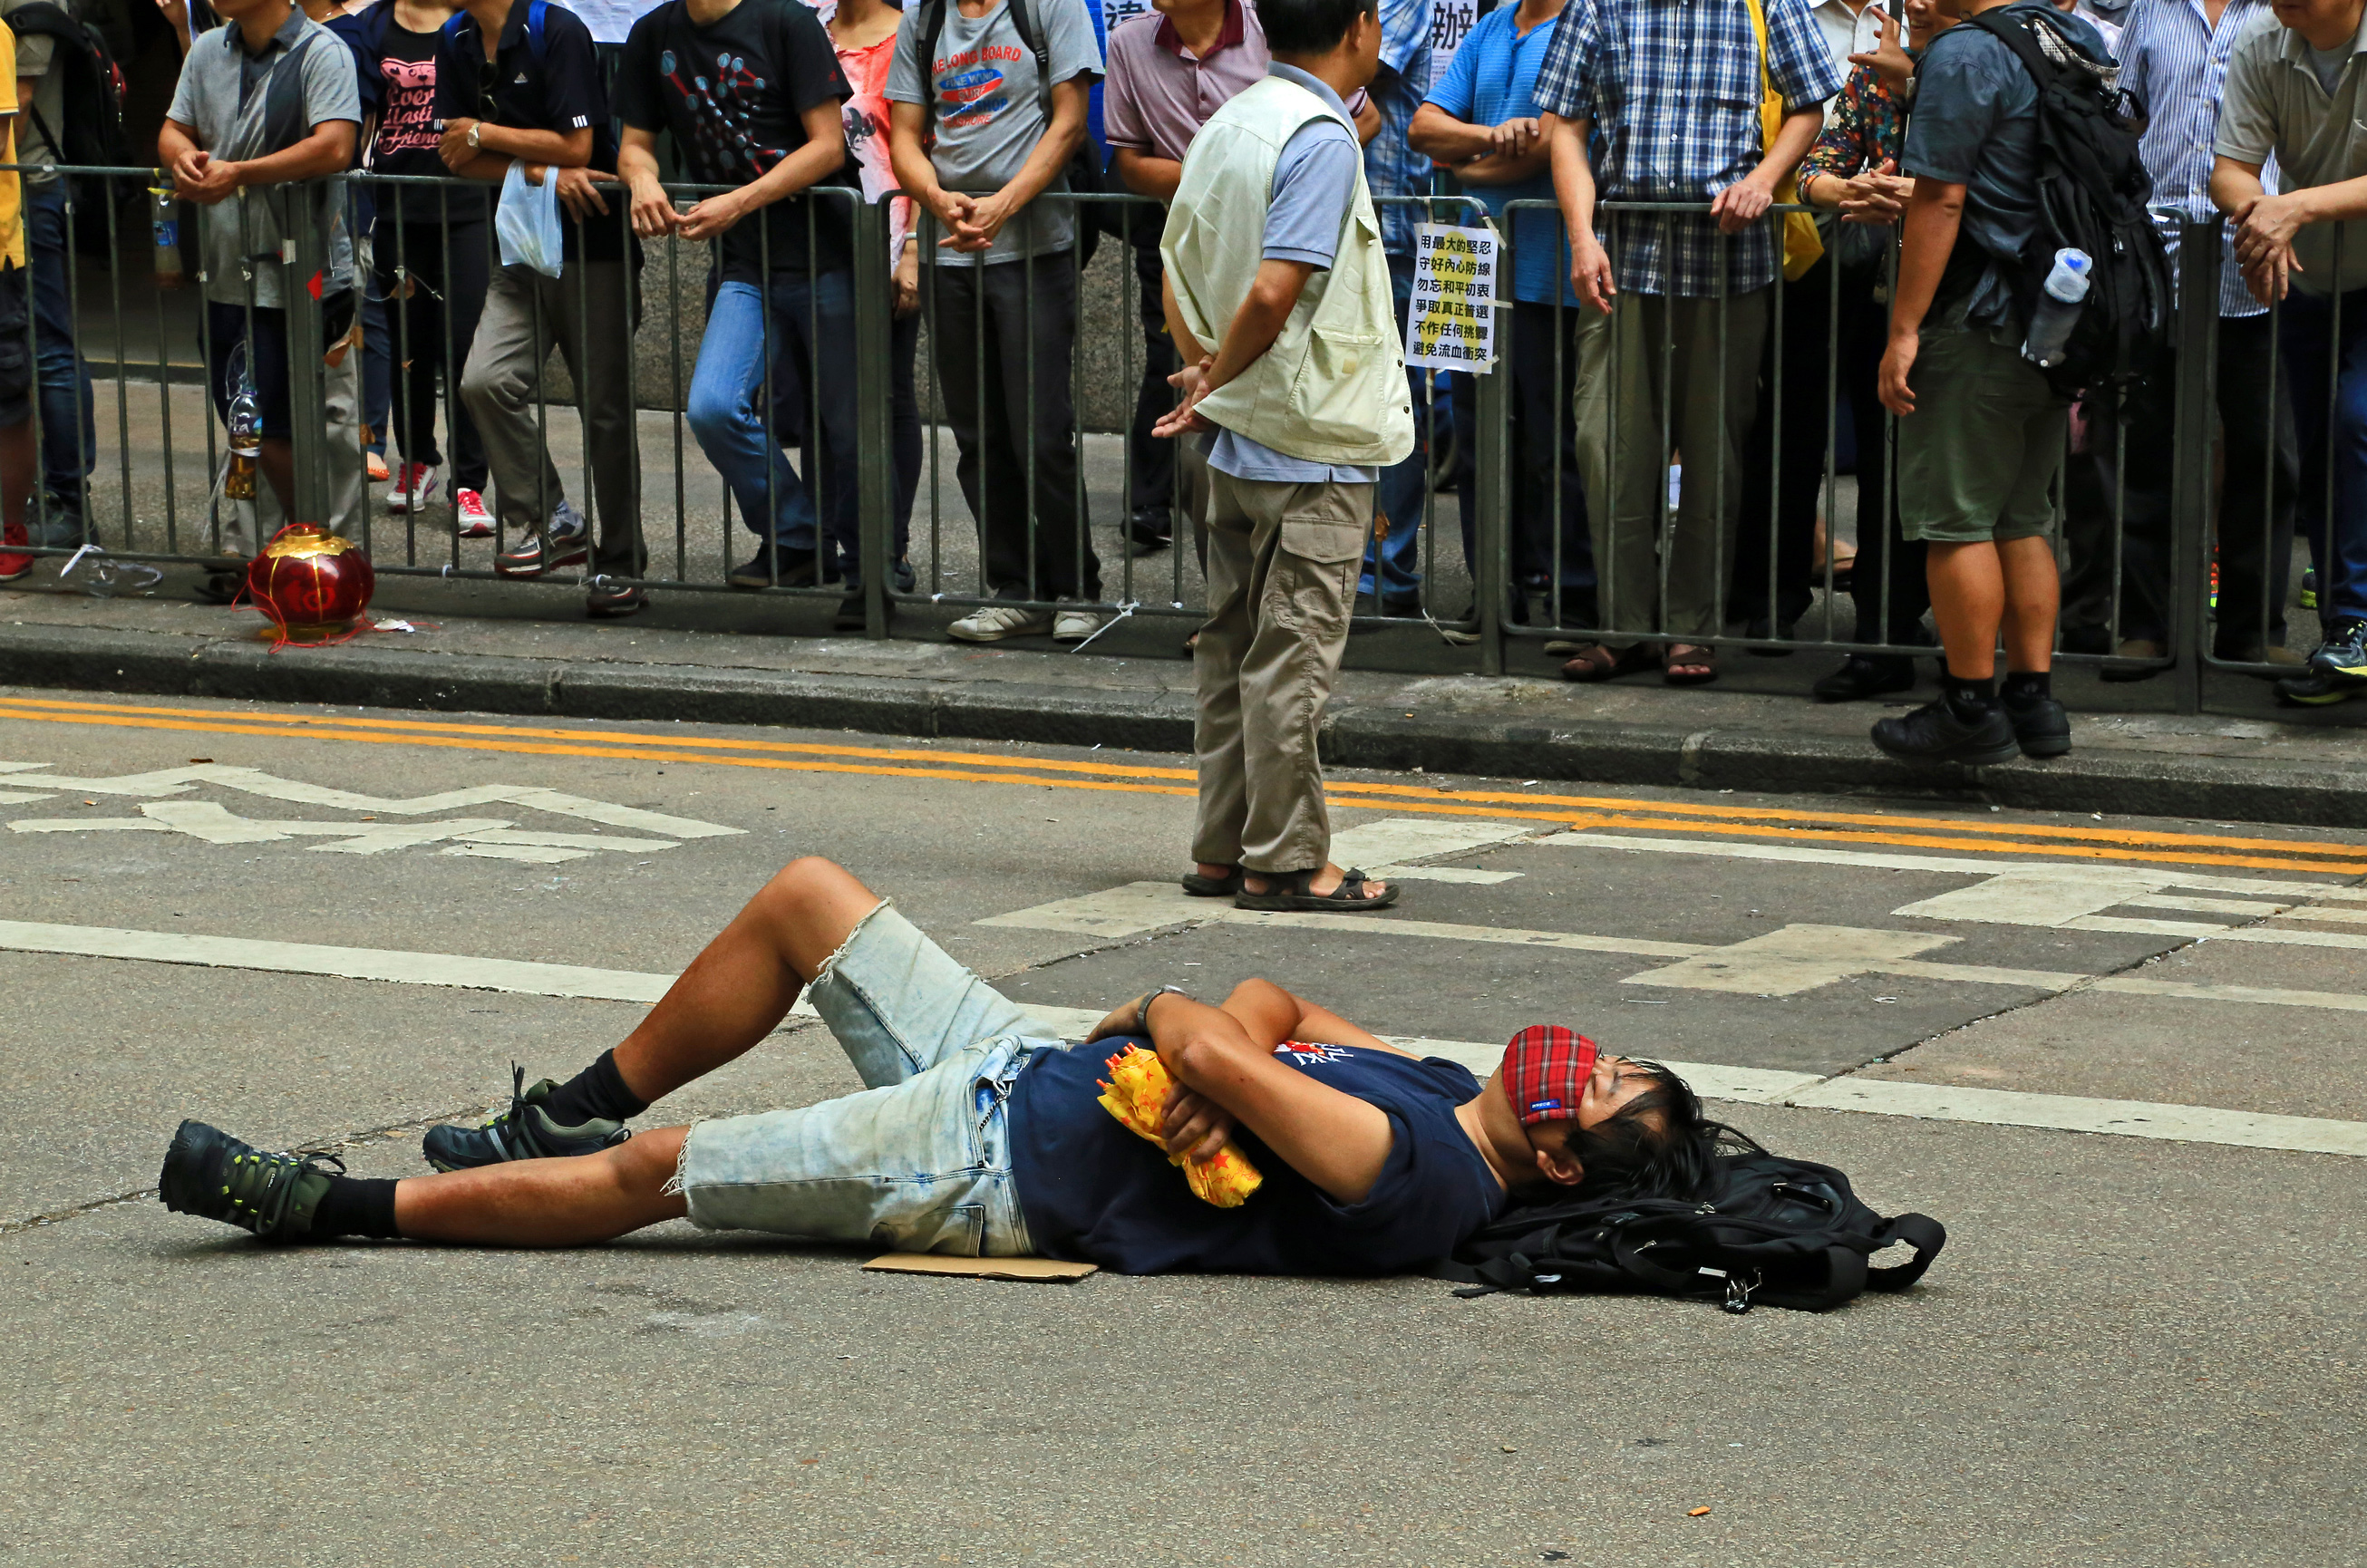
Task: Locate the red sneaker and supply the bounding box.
[0,520,31,581]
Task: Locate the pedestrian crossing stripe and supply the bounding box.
[2,920,2354,1159]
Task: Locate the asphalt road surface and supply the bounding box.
[3,687,2362,1567]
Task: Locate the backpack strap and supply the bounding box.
[1005,0,1053,120]
[257,27,327,150]
[1863,1213,1946,1292]
[917,0,947,137]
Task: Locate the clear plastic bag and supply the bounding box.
[495,161,565,279]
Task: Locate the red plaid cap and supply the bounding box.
[1500,1025,1601,1127]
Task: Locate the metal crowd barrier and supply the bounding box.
[5,164,2326,717]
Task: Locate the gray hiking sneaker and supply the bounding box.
[159,1120,342,1242]
[421,1064,632,1172]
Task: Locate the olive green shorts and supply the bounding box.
[1897,324,2069,545]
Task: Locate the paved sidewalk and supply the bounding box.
[2,568,2362,826]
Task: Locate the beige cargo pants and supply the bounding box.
[1190,467,1370,876]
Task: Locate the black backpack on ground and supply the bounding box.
[1961,5,2172,400]
[1437,1135,1945,1313]
[3,1,133,170]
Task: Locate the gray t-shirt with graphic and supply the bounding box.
[887,0,1102,266]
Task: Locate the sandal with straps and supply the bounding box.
[1558,641,1657,682]
[1234,866,1402,913]
[1180,866,1244,897]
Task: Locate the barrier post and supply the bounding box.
[2166,213,2219,717]
[851,192,896,638]
[1472,305,1510,676]
[282,182,332,526]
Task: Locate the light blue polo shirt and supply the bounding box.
[1424,4,1576,307]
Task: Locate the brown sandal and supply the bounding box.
[1664,644,1718,685]
[1557,642,1657,682]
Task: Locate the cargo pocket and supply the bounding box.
[1274,497,1365,635]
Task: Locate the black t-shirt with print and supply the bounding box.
[616,0,854,282]
[435,0,631,262]
[373,19,489,226]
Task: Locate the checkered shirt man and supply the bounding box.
[1532,0,1842,296]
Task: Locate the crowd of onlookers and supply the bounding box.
[0,0,2358,717]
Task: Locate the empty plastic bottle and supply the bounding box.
[151,183,183,290]
[225,374,260,501]
[2022,248,2092,368]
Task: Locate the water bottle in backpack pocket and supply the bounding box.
[2023,247,2092,369]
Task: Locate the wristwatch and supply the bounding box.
[1135,985,1189,1035]
[466,122,482,151]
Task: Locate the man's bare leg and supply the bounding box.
[607,857,888,1105]
[393,1128,690,1245]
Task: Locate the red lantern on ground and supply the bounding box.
[245,524,374,643]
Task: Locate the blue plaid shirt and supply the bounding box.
[1366,0,1435,257]
[1532,0,1843,295]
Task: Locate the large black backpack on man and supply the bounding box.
[1961,5,2173,401]
[1437,1135,1945,1313]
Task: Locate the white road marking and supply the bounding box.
[981,880,1702,956]
[0,919,673,1002]
[3,760,735,863]
[1542,831,2367,899]
[1789,1079,2367,1158]
[983,884,2367,1011]
[0,761,744,837]
[10,802,680,861]
[1625,924,1961,996]
[2,920,2360,1158]
[1330,818,1540,886]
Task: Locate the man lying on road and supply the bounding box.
[160,857,1708,1273]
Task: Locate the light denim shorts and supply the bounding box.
[674,901,1065,1255]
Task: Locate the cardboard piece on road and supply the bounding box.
[864,1253,1098,1283]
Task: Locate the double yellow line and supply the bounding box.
[4,692,2364,876]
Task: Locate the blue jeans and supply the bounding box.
[2280,288,2367,624]
[1362,251,1430,605]
[23,183,92,514]
[676,902,1057,1253]
[687,269,861,578]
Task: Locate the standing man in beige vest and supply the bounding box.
[1156,0,1414,914]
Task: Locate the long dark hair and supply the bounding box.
[1560,1059,1735,1200]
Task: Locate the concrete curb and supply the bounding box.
[6,620,2362,829]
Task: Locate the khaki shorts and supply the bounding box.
[1897,324,2069,545]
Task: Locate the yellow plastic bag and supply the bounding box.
[1097,1045,1265,1208]
[1745,0,1824,284]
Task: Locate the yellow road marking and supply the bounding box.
[5,692,2365,875]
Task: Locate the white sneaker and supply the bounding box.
[388,462,440,515]
[946,603,1054,642]
[454,489,494,537]
[1053,598,1106,643]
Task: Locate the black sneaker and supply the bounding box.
[2277,670,2366,707]
[2310,616,2367,682]
[159,1120,343,1242]
[2002,689,2071,758]
[586,579,648,619]
[1814,653,1915,702]
[421,1065,632,1173]
[1870,696,2020,765]
[727,545,818,589]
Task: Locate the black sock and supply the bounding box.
[1942,673,1998,715]
[2001,670,2052,702]
[540,1049,649,1128]
[310,1176,401,1240]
